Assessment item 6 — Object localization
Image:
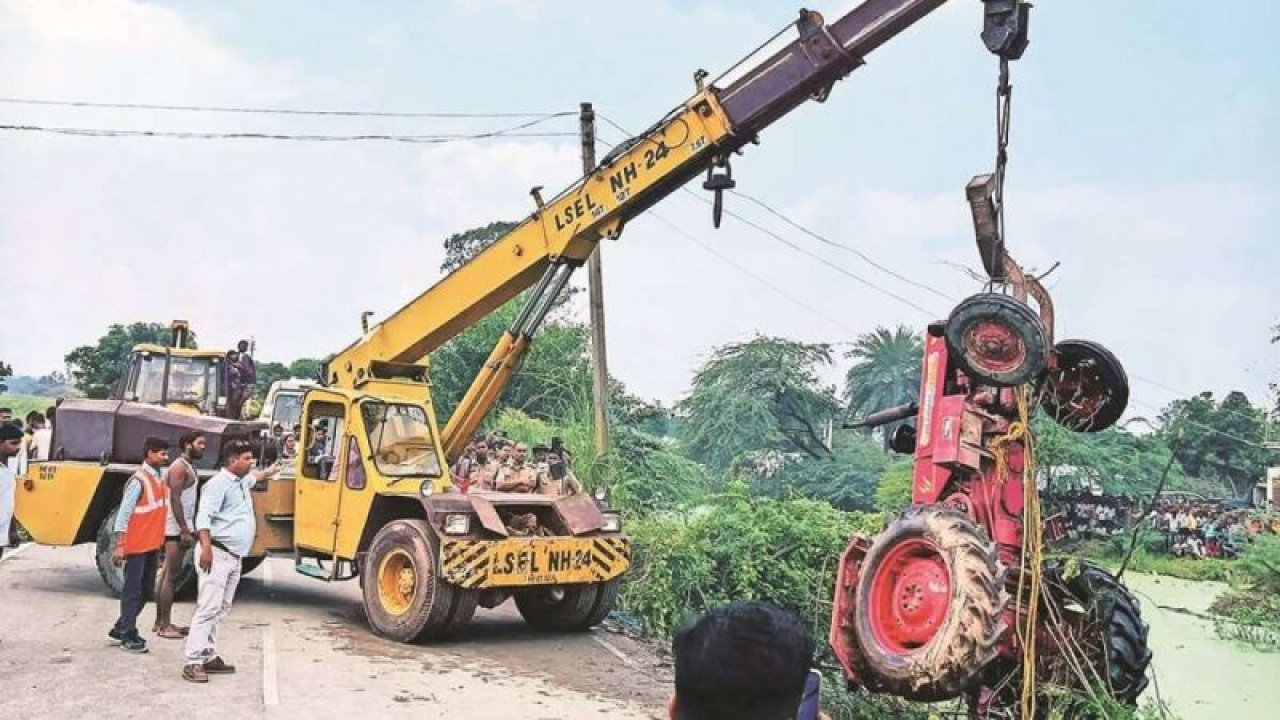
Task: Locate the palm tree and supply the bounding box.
[844,325,923,420]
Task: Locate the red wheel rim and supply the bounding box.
[962,319,1027,376]
[866,537,952,654]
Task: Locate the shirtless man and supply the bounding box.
[154,431,203,639]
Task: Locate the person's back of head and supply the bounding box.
[671,601,815,720]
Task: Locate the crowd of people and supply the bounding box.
[1147,498,1280,560]
[1048,489,1280,561]
[450,430,583,497]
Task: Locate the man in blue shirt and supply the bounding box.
[181,439,279,683]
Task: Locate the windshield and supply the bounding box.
[270,392,303,429]
[134,355,220,413]
[361,402,442,478]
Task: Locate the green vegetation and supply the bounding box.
[64,321,195,398]
[0,394,57,420]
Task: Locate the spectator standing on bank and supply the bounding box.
[0,423,23,558]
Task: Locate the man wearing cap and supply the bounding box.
[0,422,23,558]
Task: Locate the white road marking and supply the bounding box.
[262,624,279,707]
[590,632,637,669]
[0,543,32,565]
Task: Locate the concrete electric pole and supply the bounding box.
[581,102,610,454]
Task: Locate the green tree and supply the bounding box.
[287,358,323,382]
[678,336,839,471]
[253,362,290,399]
[1159,391,1269,497]
[441,221,517,274]
[1034,414,1187,497]
[64,323,197,399]
[874,459,915,512]
[429,301,592,424]
[761,431,893,511]
[843,325,922,417]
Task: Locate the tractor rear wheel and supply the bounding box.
[852,506,1008,702]
[361,519,465,643]
[945,293,1048,387]
[515,583,600,631]
[1041,560,1151,708]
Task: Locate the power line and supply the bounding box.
[1127,398,1270,450]
[593,117,936,316]
[730,189,958,304]
[645,212,861,337]
[683,187,943,318]
[0,96,568,119]
[0,112,576,144]
[0,124,575,144]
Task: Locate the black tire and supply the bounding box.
[241,556,267,575]
[1041,561,1151,707]
[361,519,463,643]
[97,507,198,597]
[441,589,479,638]
[514,584,600,631]
[1041,339,1129,433]
[579,579,622,629]
[852,506,1008,702]
[945,294,1048,387]
[94,507,125,597]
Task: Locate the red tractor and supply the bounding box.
[829,235,1150,714]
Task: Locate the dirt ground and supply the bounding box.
[0,542,672,720]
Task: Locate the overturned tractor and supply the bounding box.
[830,248,1149,716]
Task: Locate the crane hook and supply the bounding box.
[702,155,736,229]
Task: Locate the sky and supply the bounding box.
[0,0,1277,420]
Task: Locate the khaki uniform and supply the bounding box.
[535,469,583,497]
[471,460,500,491]
[495,463,537,493]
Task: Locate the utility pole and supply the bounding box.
[581,102,610,454]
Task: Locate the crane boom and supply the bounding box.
[322,0,948,458]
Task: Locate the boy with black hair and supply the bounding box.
[670,601,820,720]
[108,436,171,653]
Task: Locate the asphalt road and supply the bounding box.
[0,543,671,720]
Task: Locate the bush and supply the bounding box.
[873,460,914,513]
[621,483,882,636]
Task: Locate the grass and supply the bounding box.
[1070,537,1234,583]
[0,393,57,421]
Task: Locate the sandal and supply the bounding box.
[156,625,186,640]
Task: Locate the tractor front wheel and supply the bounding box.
[945,293,1049,387]
[853,506,1008,702]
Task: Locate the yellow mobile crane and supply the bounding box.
[21,0,965,642]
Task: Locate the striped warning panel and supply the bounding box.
[440,536,631,589]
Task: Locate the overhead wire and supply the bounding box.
[0,96,569,119]
[597,116,942,319]
[0,111,578,144]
